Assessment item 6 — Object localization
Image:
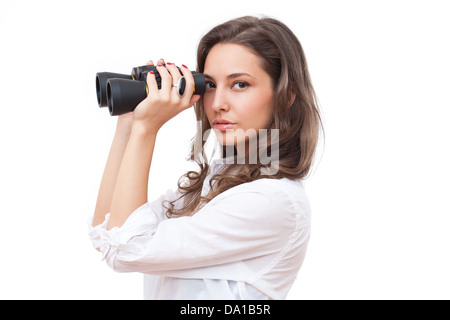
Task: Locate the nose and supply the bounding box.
[209,87,230,113]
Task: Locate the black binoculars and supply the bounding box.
[96,65,206,116]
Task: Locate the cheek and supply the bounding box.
[202,96,214,119]
[238,94,273,127]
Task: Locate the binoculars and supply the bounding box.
[96,65,206,116]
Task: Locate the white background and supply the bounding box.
[0,0,449,300]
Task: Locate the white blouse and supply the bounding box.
[88,158,311,300]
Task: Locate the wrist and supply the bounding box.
[115,116,133,136]
[130,121,159,139]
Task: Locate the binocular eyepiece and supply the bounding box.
[96,65,206,116]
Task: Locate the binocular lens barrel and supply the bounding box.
[106,79,147,116]
[96,72,133,108]
[95,65,205,116]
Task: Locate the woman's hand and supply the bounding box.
[115,59,156,133]
[92,60,156,226]
[132,59,201,132]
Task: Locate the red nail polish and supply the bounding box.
[149,71,154,74]
[182,64,188,69]
[166,62,173,65]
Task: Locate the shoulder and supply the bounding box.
[207,177,311,230]
[214,177,310,211]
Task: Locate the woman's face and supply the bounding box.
[203,43,274,146]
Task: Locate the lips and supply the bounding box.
[212,119,236,131]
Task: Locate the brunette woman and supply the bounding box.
[90,16,322,300]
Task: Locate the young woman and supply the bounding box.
[89,16,322,300]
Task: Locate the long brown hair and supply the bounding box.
[165,16,322,217]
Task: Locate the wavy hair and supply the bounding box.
[166,16,322,217]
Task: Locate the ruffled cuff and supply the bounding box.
[88,203,157,268]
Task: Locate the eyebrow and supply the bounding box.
[204,72,256,81]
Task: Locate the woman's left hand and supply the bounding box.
[132,59,201,132]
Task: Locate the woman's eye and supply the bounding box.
[205,81,216,89]
[232,81,249,90]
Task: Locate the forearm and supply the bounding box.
[100,61,197,229]
[108,123,158,230]
[92,119,132,226]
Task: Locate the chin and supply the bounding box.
[214,135,234,146]
[212,129,242,146]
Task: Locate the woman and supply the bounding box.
[89,16,322,300]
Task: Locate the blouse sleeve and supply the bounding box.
[88,188,181,265]
[88,179,310,280]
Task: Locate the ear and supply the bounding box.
[289,92,296,108]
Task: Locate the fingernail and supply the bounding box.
[166,62,174,65]
[157,65,163,67]
[182,64,188,69]
[149,71,154,74]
